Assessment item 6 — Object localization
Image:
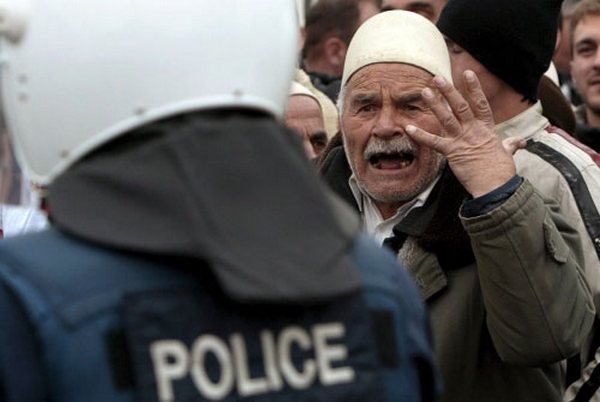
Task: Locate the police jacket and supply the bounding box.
[0,112,439,402]
[320,145,595,402]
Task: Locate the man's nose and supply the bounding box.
[372,106,402,138]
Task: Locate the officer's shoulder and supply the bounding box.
[0,227,122,272]
[0,227,184,295]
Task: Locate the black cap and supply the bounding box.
[437,0,562,102]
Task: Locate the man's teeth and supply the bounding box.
[371,153,413,169]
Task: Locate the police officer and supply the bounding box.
[0,1,438,401]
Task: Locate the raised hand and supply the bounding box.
[405,70,519,198]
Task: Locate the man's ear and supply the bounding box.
[323,36,348,74]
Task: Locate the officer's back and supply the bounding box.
[0,1,438,401]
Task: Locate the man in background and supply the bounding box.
[302,0,380,101]
[285,82,329,159]
[570,0,600,152]
[555,0,584,104]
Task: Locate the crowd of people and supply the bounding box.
[0,0,599,401]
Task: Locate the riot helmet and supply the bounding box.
[0,0,299,184]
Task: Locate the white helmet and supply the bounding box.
[295,0,306,27]
[0,0,299,184]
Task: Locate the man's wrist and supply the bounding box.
[461,175,524,217]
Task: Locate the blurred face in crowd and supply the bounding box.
[380,0,447,22]
[359,0,381,24]
[571,13,600,124]
[285,95,328,159]
[340,63,445,218]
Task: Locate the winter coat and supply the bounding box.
[320,146,595,402]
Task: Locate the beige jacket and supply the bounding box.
[497,103,600,311]
[495,104,600,401]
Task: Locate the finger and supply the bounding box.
[432,75,474,124]
[405,124,448,154]
[502,137,526,155]
[462,70,495,127]
[422,87,462,137]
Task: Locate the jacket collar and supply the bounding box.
[496,102,549,141]
[319,146,476,276]
[392,166,474,270]
[393,168,474,300]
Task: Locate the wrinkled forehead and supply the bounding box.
[344,62,434,92]
[287,94,323,116]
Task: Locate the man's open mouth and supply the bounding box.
[368,151,415,169]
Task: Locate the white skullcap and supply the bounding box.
[341,10,453,88]
[289,81,319,101]
[295,0,306,27]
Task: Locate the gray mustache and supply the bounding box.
[363,137,417,160]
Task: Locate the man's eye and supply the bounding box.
[358,104,375,113]
[312,139,327,151]
[405,103,422,112]
[309,133,328,153]
[577,46,596,57]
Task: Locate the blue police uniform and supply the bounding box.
[0,113,439,402]
[0,228,437,402]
